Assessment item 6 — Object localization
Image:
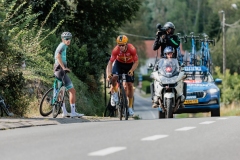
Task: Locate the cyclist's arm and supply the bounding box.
[130,60,139,72]
[107,60,113,77]
[130,47,139,72]
[56,53,67,70]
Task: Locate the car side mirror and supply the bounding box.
[215,78,222,85]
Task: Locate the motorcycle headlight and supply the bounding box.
[208,88,218,94]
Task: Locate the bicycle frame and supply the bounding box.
[186,32,199,66]
[52,78,63,105]
[116,73,129,120]
[176,33,187,65]
[199,34,215,73]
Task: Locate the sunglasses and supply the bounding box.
[118,44,125,47]
[64,38,71,41]
[167,52,173,55]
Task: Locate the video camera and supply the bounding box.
[156,23,167,43]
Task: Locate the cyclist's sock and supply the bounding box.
[61,103,68,114]
[70,104,76,114]
[113,86,118,93]
[128,97,133,108]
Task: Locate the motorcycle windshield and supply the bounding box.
[158,58,179,77]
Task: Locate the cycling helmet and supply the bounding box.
[164,46,174,55]
[163,22,175,30]
[61,32,72,38]
[116,35,128,45]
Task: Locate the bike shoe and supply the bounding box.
[62,112,70,118]
[128,108,134,116]
[111,92,119,106]
[70,112,84,118]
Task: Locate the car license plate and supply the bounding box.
[184,99,198,104]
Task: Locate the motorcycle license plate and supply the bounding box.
[184,99,198,104]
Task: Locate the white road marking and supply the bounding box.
[88,147,126,156]
[175,127,196,131]
[217,117,228,120]
[141,135,169,141]
[199,121,215,124]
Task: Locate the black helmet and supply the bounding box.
[163,22,175,30]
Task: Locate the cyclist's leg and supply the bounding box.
[111,61,121,106]
[64,75,84,117]
[122,63,135,115]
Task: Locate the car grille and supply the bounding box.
[187,92,205,98]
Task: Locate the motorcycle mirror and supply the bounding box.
[148,63,153,69]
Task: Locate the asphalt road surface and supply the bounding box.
[1,116,240,160]
[1,91,240,160]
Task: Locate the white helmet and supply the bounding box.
[61,32,72,38]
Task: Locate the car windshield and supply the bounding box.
[184,72,214,83]
[158,58,179,77]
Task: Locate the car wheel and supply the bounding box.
[211,108,220,117]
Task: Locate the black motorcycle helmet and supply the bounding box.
[163,22,175,34]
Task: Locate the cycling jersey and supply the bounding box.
[110,43,138,63]
[53,42,73,90]
[54,42,67,67]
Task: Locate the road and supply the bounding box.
[1,91,240,160]
[133,90,158,119]
[1,116,240,160]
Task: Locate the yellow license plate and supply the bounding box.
[184,99,198,104]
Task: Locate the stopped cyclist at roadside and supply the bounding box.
[106,35,139,116]
[54,32,84,118]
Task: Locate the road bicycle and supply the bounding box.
[108,74,129,120]
[39,71,69,118]
[186,32,200,66]
[176,33,187,65]
[0,95,14,117]
[116,74,129,120]
[199,34,215,73]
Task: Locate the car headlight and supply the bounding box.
[208,88,218,94]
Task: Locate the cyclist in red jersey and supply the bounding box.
[106,35,139,116]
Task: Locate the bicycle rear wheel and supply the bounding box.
[39,88,54,117]
[104,98,116,117]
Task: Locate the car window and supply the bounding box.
[185,72,214,83]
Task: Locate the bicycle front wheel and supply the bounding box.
[52,87,66,118]
[39,88,54,117]
[120,86,128,120]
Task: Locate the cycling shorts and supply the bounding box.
[54,69,73,90]
[112,60,134,83]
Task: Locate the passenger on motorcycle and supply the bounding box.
[106,35,139,116]
[152,46,185,108]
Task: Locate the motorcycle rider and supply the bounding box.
[152,46,185,108]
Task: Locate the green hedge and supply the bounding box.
[142,80,151,94]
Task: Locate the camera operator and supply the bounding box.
[152,22,180,58]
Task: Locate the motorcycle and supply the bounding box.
[149,58,186,118]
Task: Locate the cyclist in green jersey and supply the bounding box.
[54,32,84,118]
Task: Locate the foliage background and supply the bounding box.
[1,0,240,116]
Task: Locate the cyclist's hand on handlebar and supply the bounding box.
[107,74,113,81]
[63,68,71,73]
[128,70,133,76]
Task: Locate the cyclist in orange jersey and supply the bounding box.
[106,35,139,116]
